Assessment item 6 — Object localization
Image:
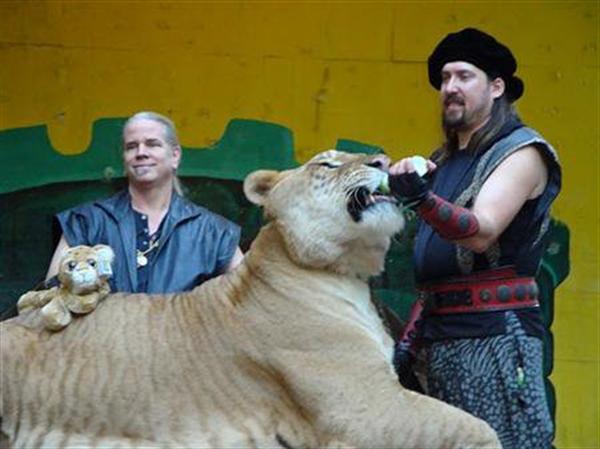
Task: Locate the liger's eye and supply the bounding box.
[87,259,97,267]
[318,162,339,169]
[67,261,77,271]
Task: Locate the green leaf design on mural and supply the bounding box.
[0,118,297,195]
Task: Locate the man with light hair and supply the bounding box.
[47,111,243,293]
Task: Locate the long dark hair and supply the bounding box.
[435,95,517,163]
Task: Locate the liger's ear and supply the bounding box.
[243,170,280,206]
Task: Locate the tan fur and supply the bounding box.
[0,151,500,448]
[16,245,114,331]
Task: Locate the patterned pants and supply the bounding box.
[424,312,553,449]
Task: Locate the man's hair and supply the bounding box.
[122,111,184,195]
[439,94,517,162]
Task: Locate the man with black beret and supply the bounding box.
[390,28,561,448]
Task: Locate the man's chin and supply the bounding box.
[128,174,174,190]
[131,167,155,177]
[128,174,157,186]
[443,115,466,130]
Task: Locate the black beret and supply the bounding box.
[428,28,524,102]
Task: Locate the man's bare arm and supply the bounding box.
[46,235,70,280]
[458,146,548,252]
[225,246,244,272]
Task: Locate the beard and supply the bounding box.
[442,110,468,130]
[442,94,469,130]
[442,94,492,133]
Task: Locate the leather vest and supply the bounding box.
[56,190,241,293]
[415,126,561,281]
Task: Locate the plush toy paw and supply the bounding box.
[17,287,57,313]
[41,296,73,331]
[64,285,110,315]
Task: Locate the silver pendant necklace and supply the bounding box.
[136,238,160,268]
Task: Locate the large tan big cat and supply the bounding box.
[0,151,500,448]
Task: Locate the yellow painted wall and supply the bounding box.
[0,1,598,447]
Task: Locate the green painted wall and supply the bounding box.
[0,2,597,447]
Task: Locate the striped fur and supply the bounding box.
[0,151,500,448]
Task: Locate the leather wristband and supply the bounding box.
[418,192,480,240]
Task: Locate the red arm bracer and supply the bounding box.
[417,192,480,240]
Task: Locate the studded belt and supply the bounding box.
[418,267,539,315]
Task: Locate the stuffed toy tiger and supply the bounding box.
[17,244,114,331]
[0,151,500,448]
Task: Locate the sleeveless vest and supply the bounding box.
[414,125,561,340]
[414,126,561,283]
[56,190,241,293]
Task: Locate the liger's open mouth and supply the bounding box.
[346,182,397,222]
